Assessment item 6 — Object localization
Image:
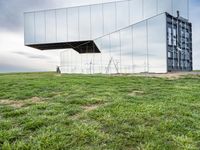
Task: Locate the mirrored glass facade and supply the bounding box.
[24,0,192,74]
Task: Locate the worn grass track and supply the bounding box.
[0,72,200,149]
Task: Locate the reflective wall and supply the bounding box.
[24,0,189,45]
[60,13,167,74]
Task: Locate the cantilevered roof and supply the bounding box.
[26,40,100,53]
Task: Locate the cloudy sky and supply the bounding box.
[0,0,199,73]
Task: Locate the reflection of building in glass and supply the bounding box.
[166,14,192,72]
[24,0,192,74]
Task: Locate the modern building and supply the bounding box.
[24,0,192,74]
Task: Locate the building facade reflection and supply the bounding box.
[24,0,192,74]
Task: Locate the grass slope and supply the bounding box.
[0,72,200,149]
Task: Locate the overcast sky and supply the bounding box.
[0,0,199,73]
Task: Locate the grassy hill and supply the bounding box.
[0,72,200,149]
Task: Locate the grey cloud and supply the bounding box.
[0,0,56,32]
[0,63,41,73]
[13,51,49,59]
[28,55,49,59]
[0,0,118,32]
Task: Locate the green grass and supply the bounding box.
[193,70,200,72]
[0,72,200,149]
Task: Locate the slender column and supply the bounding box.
[146,20,149,73]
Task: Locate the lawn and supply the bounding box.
[0,72,200,149]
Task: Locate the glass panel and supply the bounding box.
[129,0,143,24]
[103,3,116,34]
[93,40,103,73]
[94,38,102,52]
[24,12,35,44]
[173,0,188,19]
[79,6,91,40]
[80,54,84,74]
[158,0,172,14]
[98,35,110,74]
[45,10,56,43]
[144,0,157,19]
[81,53,94,74]
[35,11,45,43]
[71,50,81,74]
[60,50,71,73]
[120,27,133,73]
[91,4,103,39]
[56,9,67,42]
[81,54,87,74]
[110,31,120,74]
[132,21,148,73]
[93,53,102,74]
[168,27,172,46]
[148,14,167,73]
[116,1,129,29]
[68,7,79,41]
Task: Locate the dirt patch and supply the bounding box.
[29,97,45,104]
[128,90,144,97]
[137,72,200,79]
[0,97,45,108]
[151,73,184,79]
[70,104,102,120]
[70,114,81,120]
[111,72,200,79]
[82,104,100,112]
[55,74,62,77]
[131,73,184,79]
[0,100,26,108]
[50,91,64,97]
